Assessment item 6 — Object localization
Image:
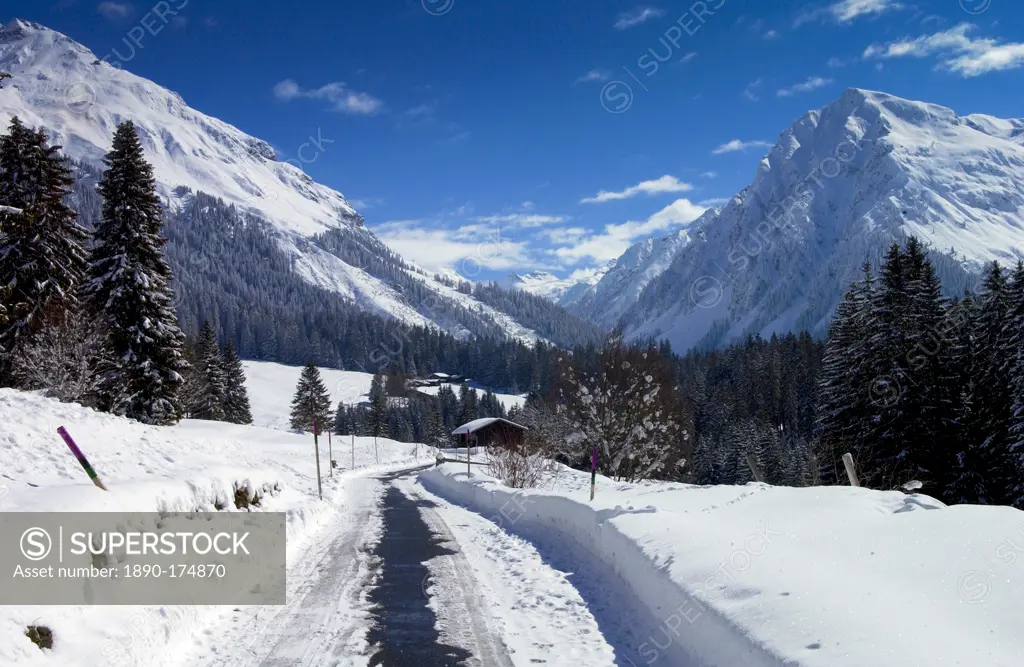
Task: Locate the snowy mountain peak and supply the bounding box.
[602,87,1024,352]
[0,18,360,237]
[0,19,602,348]
[507,268,607,304]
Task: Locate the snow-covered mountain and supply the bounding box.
[506,268,607,304]
[564,227,698,331]
[0,18,583,346]
[594,88,1024,351]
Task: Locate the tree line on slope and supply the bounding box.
[159,192,579,393]
[313,228,607,350]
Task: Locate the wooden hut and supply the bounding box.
[451,417,527,449]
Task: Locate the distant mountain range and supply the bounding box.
[5,18,1024,355]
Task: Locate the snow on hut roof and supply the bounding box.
[451,417,528,435]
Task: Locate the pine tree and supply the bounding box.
[862,243,913,487]
[901,238,953,488]
[0,119,89,368]
[816,262,873,481]
[334,402,352,435]
[425,399,447,450]
[948,293,988,504]
[971,263,1016,504]
[221,340,252,425]
[457,383,479,425]
[84,121,186,424]
[191,321,227,420]
[289,362,333,433]
[436,383,460,432]
[368,374,388,439]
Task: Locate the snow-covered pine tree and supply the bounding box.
[368,373,388,439]
[816,262,873,482]
[901,238,954,489]
[425,399,447,450]
[457,383,479,425]
[190,321,227,421]
[289,362,333,433]
[436,383,460,432]
[84,121,186,424]
[963,263,1016,504]
[861,243,915,487]
[221,340,252,425]
[0,119,89,370]
[947,292,988,504]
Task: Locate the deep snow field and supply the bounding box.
[0,362,432,667]
[419,463,1024,667]
[1,359,1023,666]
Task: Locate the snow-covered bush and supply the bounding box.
[558,336,692,482]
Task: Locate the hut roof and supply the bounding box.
[451,417,528,435]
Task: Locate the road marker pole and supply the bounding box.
[57,426,108,491]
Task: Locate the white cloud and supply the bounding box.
[97,1,133,19]
[538,226,590,244]
[348,197,383,210]
[763,29,780,40]
[615,7,665,30]
[581,175,693,204]
[373,220,533,274]
[554,199,706,264]
[777,76,834,97]
[473,213,568,228]
[712,139,773,155]
[404,102,438,119]
[574,69,611,85]
[273,79,383,115]
[797,0,902,26]
[830,0,901,22]
[863,24,1024,77]
[698,197,732,207]
[680,52,698,63]
[743,78,763,101]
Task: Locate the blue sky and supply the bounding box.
[8,0,1024,281]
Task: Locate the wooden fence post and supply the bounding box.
[745,454,765,483]
[842,452,860,487]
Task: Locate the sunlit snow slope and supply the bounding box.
[0,18,550,345]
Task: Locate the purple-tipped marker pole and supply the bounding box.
[57,426,108,491]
